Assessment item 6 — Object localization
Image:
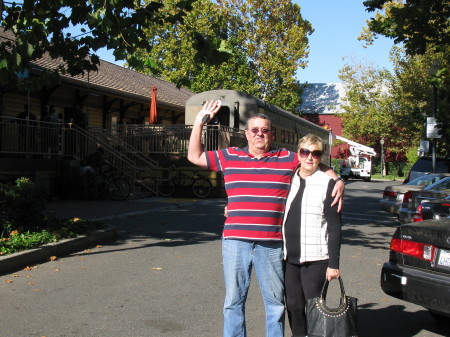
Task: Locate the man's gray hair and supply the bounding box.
[245,113,271,129]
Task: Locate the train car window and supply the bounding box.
[208,106,230,126]
[271,127,277,141]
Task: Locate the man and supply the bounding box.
[187,100,344,337]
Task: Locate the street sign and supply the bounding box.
[426,117,441,139]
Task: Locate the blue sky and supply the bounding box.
[96,1,395,84]
[296,0,395,83]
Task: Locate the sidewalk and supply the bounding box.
[0,197,199,275]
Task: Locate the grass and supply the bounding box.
[0,217,105,256]
[371,173,405,181]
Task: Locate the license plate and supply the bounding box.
[437,249,450,268]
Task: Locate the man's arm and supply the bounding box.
[187,100,222,168]
[319,163,345,212]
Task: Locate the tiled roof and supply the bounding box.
[1,28,195,109]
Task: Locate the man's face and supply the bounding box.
[245,118,271,153]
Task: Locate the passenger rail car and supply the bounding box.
[185,90,331,162]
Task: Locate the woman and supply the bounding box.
[282,134,342,337]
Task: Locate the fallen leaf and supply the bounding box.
[53,268,60,272]
[28,282,36,286]
[96,245,103,248]
[151,267,162,270]
[4,279,13,284]
[32,288,41,292]
[9,229,19,236]
[13,274,19,278]
[25,275,32,278]
[49,256,57,261]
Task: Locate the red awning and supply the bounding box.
[150,86,157,124]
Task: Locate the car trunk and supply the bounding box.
[413,190,450,210]
[398,220,450,274]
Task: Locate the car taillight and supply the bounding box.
[390,238,436,261]
[384,191,396,198]
[403,191,412,203]
[413,204,424,222]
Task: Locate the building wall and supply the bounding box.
[303,113,349,158]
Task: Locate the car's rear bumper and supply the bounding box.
[380,262,450,316]
[399,207,416,224]
[379,199,400,214]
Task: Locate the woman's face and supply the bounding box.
[298,142,322,176]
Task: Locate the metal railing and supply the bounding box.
[0,116,246,197]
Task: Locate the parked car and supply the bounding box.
[404,157,450,183]
[380,218,450,321]
[399,176,450,224]
[413,195,450,222]
[379,174,449,216]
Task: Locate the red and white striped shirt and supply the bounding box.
[206,147,299,241]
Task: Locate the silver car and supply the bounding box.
[379,174,449,216]
[399,176,450,224]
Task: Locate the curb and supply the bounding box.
[0,198,199,276]
[0,227,117,276]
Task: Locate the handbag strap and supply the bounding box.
[319,276,347,311]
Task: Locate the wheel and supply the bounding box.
[107,177,131,201]
[158,179,176,197]
[192,177,212,198]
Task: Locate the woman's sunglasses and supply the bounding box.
[299,148,322,159]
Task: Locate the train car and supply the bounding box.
[185,89,331,163]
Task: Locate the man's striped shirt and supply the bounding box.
[206,147,299,241]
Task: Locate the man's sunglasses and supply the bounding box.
[299,148,322,159]
[247,128,271,135]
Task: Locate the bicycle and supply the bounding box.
[157,166,212,198]
[80,162,131,201]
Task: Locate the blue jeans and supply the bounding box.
[222,238,285,337]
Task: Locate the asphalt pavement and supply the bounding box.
[1,185,449,337]
[0,197,199,275]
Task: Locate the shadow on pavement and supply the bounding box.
[358,303,450,336]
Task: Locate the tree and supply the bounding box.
[220,0,312,111]
[0,0,227,89]
[339,47,446,160]
[338,57,403,160]
[360,0,450,154]
[128,0,261,95]
[130,0,313,112]
[361,0,450,55]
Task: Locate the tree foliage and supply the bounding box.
[339,47,447,160]
[0,0,222,89]
[361,0,450,55]
[130,0,313,112]
[360,0,450,154]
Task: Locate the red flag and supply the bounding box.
[150,86,158,124]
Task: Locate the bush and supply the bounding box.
[0,178,104,255]
[0,177,47,233]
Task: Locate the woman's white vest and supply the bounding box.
[282,169,332,263]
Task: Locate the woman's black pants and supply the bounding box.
[285,261,328,337]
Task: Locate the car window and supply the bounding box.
[425,177,450,191]
[407,174,443,186]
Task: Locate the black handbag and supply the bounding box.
[306,277,358,337]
